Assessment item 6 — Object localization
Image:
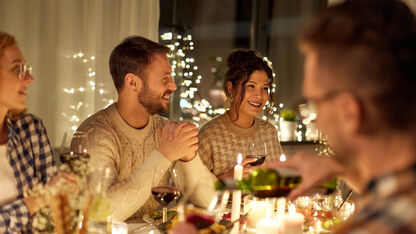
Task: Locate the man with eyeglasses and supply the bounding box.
[267,0,416,233]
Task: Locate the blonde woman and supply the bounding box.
[0,31,57,232]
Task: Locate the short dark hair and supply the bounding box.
[299,0,416,134]
[223,49,275,121]
[109,36,170,92]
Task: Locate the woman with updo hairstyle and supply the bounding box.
[198,49,283,179]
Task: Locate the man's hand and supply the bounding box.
[265,151,343,200]
[159,121,189,141]
[158,121,199,162]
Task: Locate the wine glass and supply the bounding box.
[245,142,267,166]
[151,166,181,222]
[179,182,226,229]
[60,130,90,175]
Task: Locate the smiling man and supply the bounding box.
[77,36,215,222]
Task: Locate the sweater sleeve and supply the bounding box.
[177,154,217,208]
[198,128,214,172]
[108,150,171,221]
[80,123,171,221]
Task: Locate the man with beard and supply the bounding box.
[266,0,416,233]
[77,36,216,222]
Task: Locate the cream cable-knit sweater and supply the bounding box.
[77,104,216,221]
[199,112,283,177]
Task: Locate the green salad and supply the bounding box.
[150,210,178,220]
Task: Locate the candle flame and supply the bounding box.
[237,153,242,165]
[280,154,287,162]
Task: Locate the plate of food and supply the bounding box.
[143,210,178,224]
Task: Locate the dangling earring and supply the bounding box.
[225,95,233,109]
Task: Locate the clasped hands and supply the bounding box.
[158,121,199,162]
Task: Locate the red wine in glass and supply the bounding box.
[151,186,181,207]
[246,155,266,166]
[60,152,90,163]
[186,213,215,229]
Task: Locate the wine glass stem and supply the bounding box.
[163,207,168,222]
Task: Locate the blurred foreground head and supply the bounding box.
[299,0,416,137]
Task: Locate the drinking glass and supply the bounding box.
[60,130,90,175]
[245,142,267,166]
[178,183,227,229]
[151,166,181,222]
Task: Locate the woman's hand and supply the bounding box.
[218,157,259,179]
[23,172,78,215]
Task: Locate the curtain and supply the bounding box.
[0,0,160,147]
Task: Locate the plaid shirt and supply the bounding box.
[337,163,416,234]
[0,114,55,233]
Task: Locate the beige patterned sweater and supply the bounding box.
[77,104,216,221]
[199,112,283,177]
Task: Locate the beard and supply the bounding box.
[138,82,171,115]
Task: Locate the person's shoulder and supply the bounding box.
[255,117,277,131]
[77,108,111,133]
[199,114,225,134]
[8,113,48,139]
[13,113,44,129]
[19,113,42,123]
[152,114,168,128]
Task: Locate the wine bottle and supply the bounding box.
[216,168,336,198]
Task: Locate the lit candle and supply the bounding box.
[277,198,286,217]
[256,209,280,234]
[111,220,128,234]
[245,200,274,228]
[281,204,304,234]
[231,154,243,234]
[279,154,286,162]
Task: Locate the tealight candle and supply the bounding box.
[112,220,127,234]
[245,199,274,228]
[231,154,243,234]
[281,204,304,234]
[256,209,280,234]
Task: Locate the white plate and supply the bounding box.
[127,223,161,234]
[142,212,177,224]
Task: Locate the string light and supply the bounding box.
[62,52,113,131]
[159,32,297,141]
[160,32,225,123]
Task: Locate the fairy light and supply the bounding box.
[62,51,112,133]
[159,31,289,133]
[160,32,226,123]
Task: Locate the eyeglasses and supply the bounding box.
[298,91,342,125]
[18,64,32,80]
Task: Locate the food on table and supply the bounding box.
[149,210,178,221]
